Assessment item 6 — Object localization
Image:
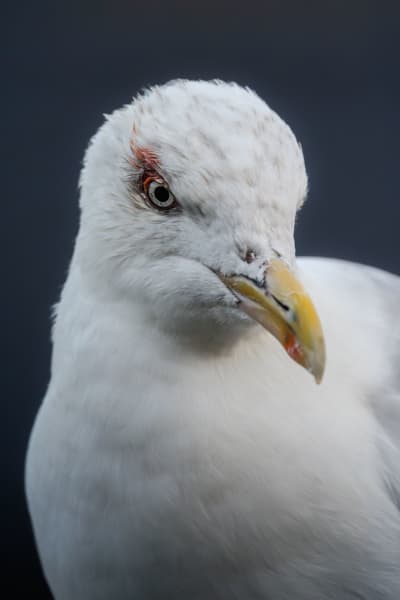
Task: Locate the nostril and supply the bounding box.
[272,295,290,312]
[244,249,257,264]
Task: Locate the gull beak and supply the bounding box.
[219,259,326,383]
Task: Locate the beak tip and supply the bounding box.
[314,372,323,385]
[308,343,326,385]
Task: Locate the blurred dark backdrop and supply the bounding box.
[3,1,400,596]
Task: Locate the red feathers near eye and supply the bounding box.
[129,127,162,192]
[129,126,177,211]
[134,146,159,171]
[129,126,159,172]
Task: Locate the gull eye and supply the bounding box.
[144,178,177,211]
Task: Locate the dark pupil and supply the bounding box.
[154,185,170,203]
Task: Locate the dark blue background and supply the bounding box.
[4,1,400,596]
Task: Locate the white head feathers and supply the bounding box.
[75,79,308,340]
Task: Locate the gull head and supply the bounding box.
[77,79,325,382]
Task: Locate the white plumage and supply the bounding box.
[26,80,400,599]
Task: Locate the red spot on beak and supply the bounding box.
[284,333,305,365]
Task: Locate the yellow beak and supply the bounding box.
[220,259,326,383]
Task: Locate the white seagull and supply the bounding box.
[26,79,400,599]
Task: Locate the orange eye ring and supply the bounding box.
[143,176,177,211]
[143,175,160,194]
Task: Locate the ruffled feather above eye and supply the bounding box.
[129,124,160,172]
[129,127,178,212]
